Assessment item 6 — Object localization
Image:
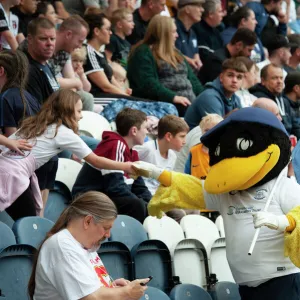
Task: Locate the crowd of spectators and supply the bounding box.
[2,0,300,298]
[1,0,300,226]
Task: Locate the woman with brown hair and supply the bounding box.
[127,15,203,117]
[29,191,149,300]
[0,89,135,220]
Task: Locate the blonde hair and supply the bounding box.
[71,47,87,63]
[28,191,117,299]
[111,8,132,28]
[131,15,183,69]
[200,114,223,132]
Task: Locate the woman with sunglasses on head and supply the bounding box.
[0,89,135,221]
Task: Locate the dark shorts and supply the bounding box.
[239,273,300,300]
[35,158,58,190]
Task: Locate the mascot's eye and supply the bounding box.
[237,138,253,151]
[215,144,220,156]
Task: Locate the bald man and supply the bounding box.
[252,98,282,121]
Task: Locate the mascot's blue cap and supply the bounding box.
[201,107,288,144]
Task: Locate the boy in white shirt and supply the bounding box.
[135,115,191,222]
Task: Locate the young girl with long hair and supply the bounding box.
[127,15,203,117]
[0,89,134,220]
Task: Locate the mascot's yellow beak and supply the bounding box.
[204,144,280,194]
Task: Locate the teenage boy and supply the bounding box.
[135,115,194,222]
[105,8,134,68]
[185,58,246,130]
[72,108,152,224]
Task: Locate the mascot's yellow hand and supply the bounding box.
[148,171,206,218]
[284,207,300,267]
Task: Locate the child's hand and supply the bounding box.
[5,139,32,155]
[126,88,132,95]
[76,65,85,77]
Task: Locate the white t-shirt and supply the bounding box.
[174,126,202,173]
[134,140,177,195]
[0,4,19,50]
[34,229,113,300]
[236,90,257,108]
[5,124,92,168]
[204,176,300,286]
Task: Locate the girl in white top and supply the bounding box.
[29,191,149,300]
[0,89,134,219]
[235,57,258,107]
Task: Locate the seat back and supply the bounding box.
[55,158,82,193]
[143,216,185,253]
[98,241,133,281]
[0,244,35,300]
[109,215,148,250]
[215,216,225,238]
[173,239,209,288]
[209,282,241,300]
[132,240,173,293]
[78,111,111,139]
[210,238,234,282]
[12,217,54,249]
[139,286,171,300]
[0,211,14,229]
[180,215,220,255]
[44,184,70,223]
[170,284,212,300]
[0,221,16,251]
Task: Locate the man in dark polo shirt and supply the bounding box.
[175,0,204,72]
[126,0,166,45]
[193,0,224,62]
[23,17,60,214]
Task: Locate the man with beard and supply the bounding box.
[185,58,246,130]
[250,63,294,134]
[198,28,256,84]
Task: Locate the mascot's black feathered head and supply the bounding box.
[201,107,291,194]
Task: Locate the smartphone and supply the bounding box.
[140,276,153,286]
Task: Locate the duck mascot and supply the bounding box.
[133,107,300,300]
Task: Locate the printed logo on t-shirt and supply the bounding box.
[12,20,17,29]
[227,205,261,215]
[1,149,30,159]
[0,20,7,27]
[254,189,267,200]
[90,255,113,288]
[46,74,60,91]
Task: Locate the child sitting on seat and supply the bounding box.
[185,114,223,179]
[135,115,191,222]
[72,108,152,223]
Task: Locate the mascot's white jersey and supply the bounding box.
[204,176,300,287]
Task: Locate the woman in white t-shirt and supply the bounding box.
[29,191,149,300]
[0,89,135,220]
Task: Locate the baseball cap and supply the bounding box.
[178,0,205,8]
[265,35,293,53]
